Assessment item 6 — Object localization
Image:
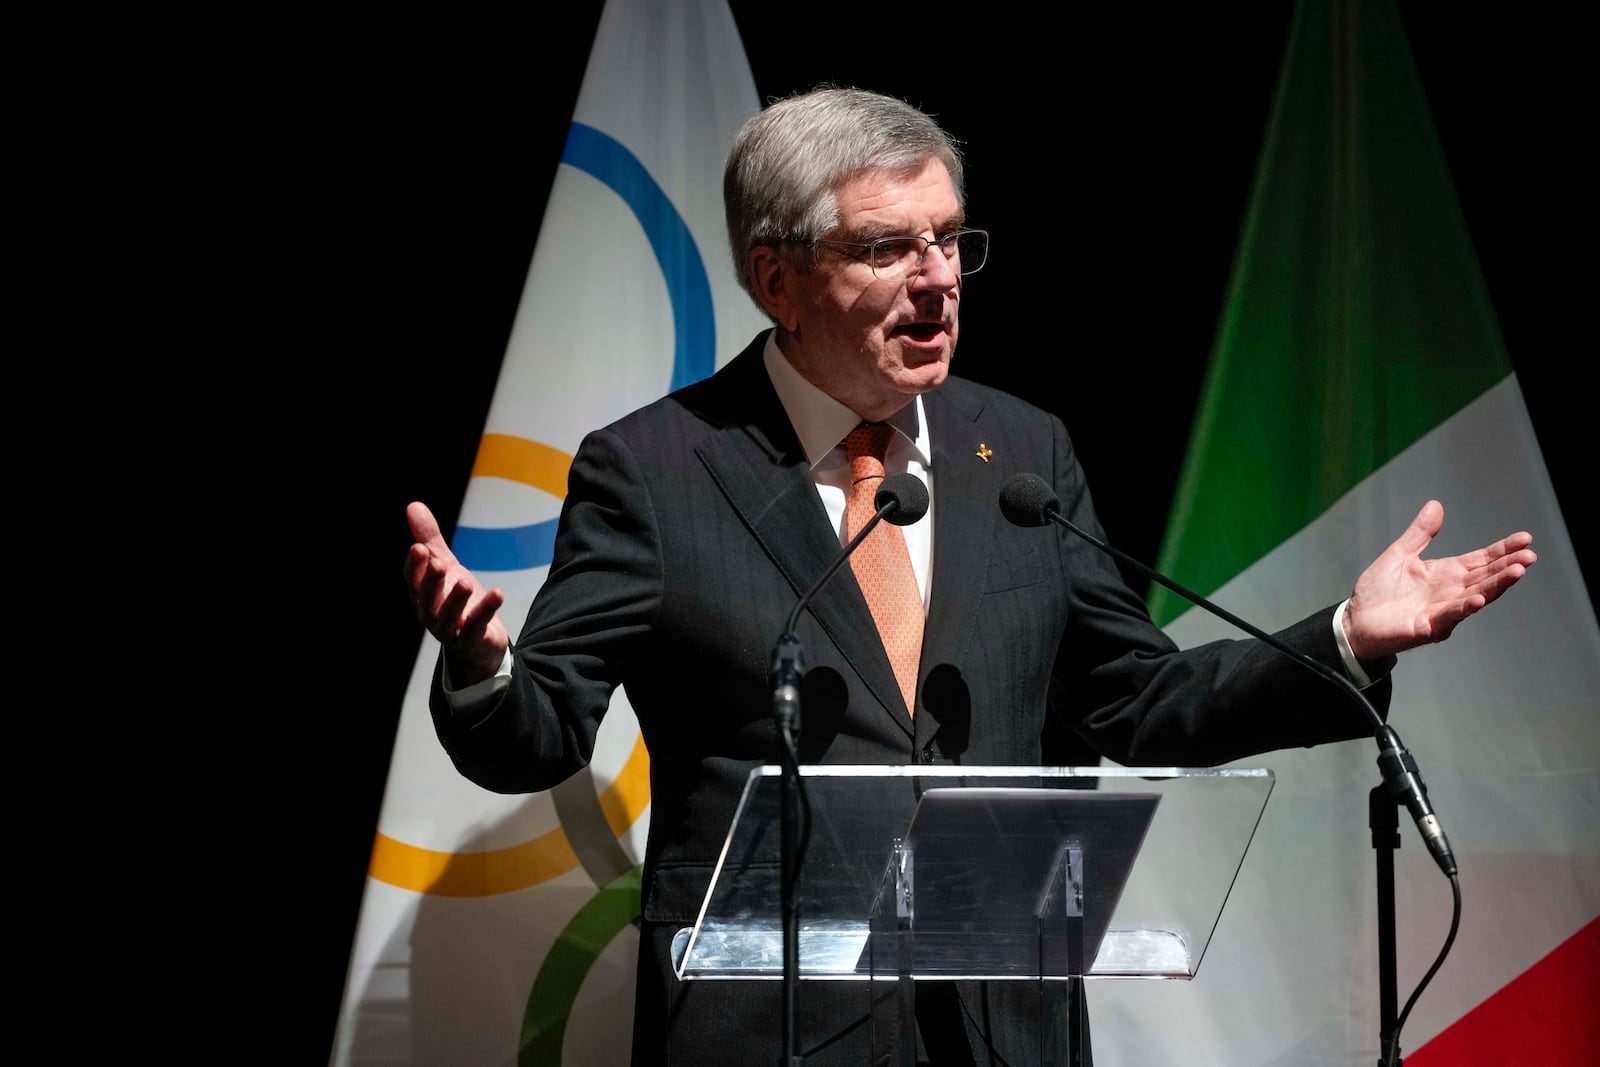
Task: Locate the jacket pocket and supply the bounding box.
[641,863,717,925]
[985,547,1045,592]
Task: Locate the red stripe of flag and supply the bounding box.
[1407,916,1600,1066]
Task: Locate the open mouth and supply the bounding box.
[895,321,946,343]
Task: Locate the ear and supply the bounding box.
[747,245,801,332]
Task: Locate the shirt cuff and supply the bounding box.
[1334,599,1377,688]
[442,647,514,714]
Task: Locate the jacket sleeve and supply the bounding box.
[428,425,664,794]
[1040,414,1388,768]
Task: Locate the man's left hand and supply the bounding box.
[1344,499,1536,661]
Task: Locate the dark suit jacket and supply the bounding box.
[431,332,1387,1064]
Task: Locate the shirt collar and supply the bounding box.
[761,331,930,469]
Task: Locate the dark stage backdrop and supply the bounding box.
[310,4,1585,1060]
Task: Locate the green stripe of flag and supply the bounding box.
[1150,0,1512,627]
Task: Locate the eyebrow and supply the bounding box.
[845,215,969,242]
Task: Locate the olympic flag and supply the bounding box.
[331,3,765,1062]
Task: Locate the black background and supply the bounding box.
[307,4,1586,1060]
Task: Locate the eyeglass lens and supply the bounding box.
[870,231,988,278]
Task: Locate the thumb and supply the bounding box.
[1393,499,1444,556]
[407,500,445,547]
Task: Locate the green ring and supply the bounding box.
[520,864,643,1064]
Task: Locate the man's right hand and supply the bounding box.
[404,501,510,687]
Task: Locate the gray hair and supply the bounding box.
[723,86,966,310]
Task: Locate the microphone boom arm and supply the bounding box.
[1004,473,1455,879]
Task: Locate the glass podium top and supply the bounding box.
[671,765,1273,983]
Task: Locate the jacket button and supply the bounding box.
[920,744,935,764]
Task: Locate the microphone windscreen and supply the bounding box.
[877,473,930,526]
[998,473,1060,527]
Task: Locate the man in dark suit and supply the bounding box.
[403,87,1535,1064]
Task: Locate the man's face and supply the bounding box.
[767,157,965,421]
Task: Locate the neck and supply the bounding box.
[774,332,916,424]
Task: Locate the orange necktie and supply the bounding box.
[844,421,924,717]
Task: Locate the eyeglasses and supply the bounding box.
[813,228,989,281]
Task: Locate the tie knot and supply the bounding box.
[845,422,894,481]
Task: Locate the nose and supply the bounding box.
[912,241,959,291]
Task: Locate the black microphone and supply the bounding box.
[997,472,1457,877]
[877,472,931,530]
[771,472,929,732]
[769,471,928,1066]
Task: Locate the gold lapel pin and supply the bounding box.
[976,442,993,463]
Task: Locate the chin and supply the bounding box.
[903,361,950,392]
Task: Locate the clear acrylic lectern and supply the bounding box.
[669,765,1274,1065]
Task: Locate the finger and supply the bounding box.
[1427,586,1495,642]
[1468,559,1531,606]
[1428,608,1471,643]
[1463,533,1536,569]
[1462,546,1536,589]
[412,548,448,599]
[1484,531,1535,560]
[403,541,444,594]
[414,554,470,631]
[456,587,506,644]
[435,575,476,638]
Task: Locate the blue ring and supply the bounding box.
[456,123,716,572]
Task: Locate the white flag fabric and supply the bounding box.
[1090,2,1600,1064]
[332,3,764,1063]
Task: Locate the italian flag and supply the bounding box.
[1091,2,1600,1063]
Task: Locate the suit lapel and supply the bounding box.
[917,384,995,752]
[692,340,913,740]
